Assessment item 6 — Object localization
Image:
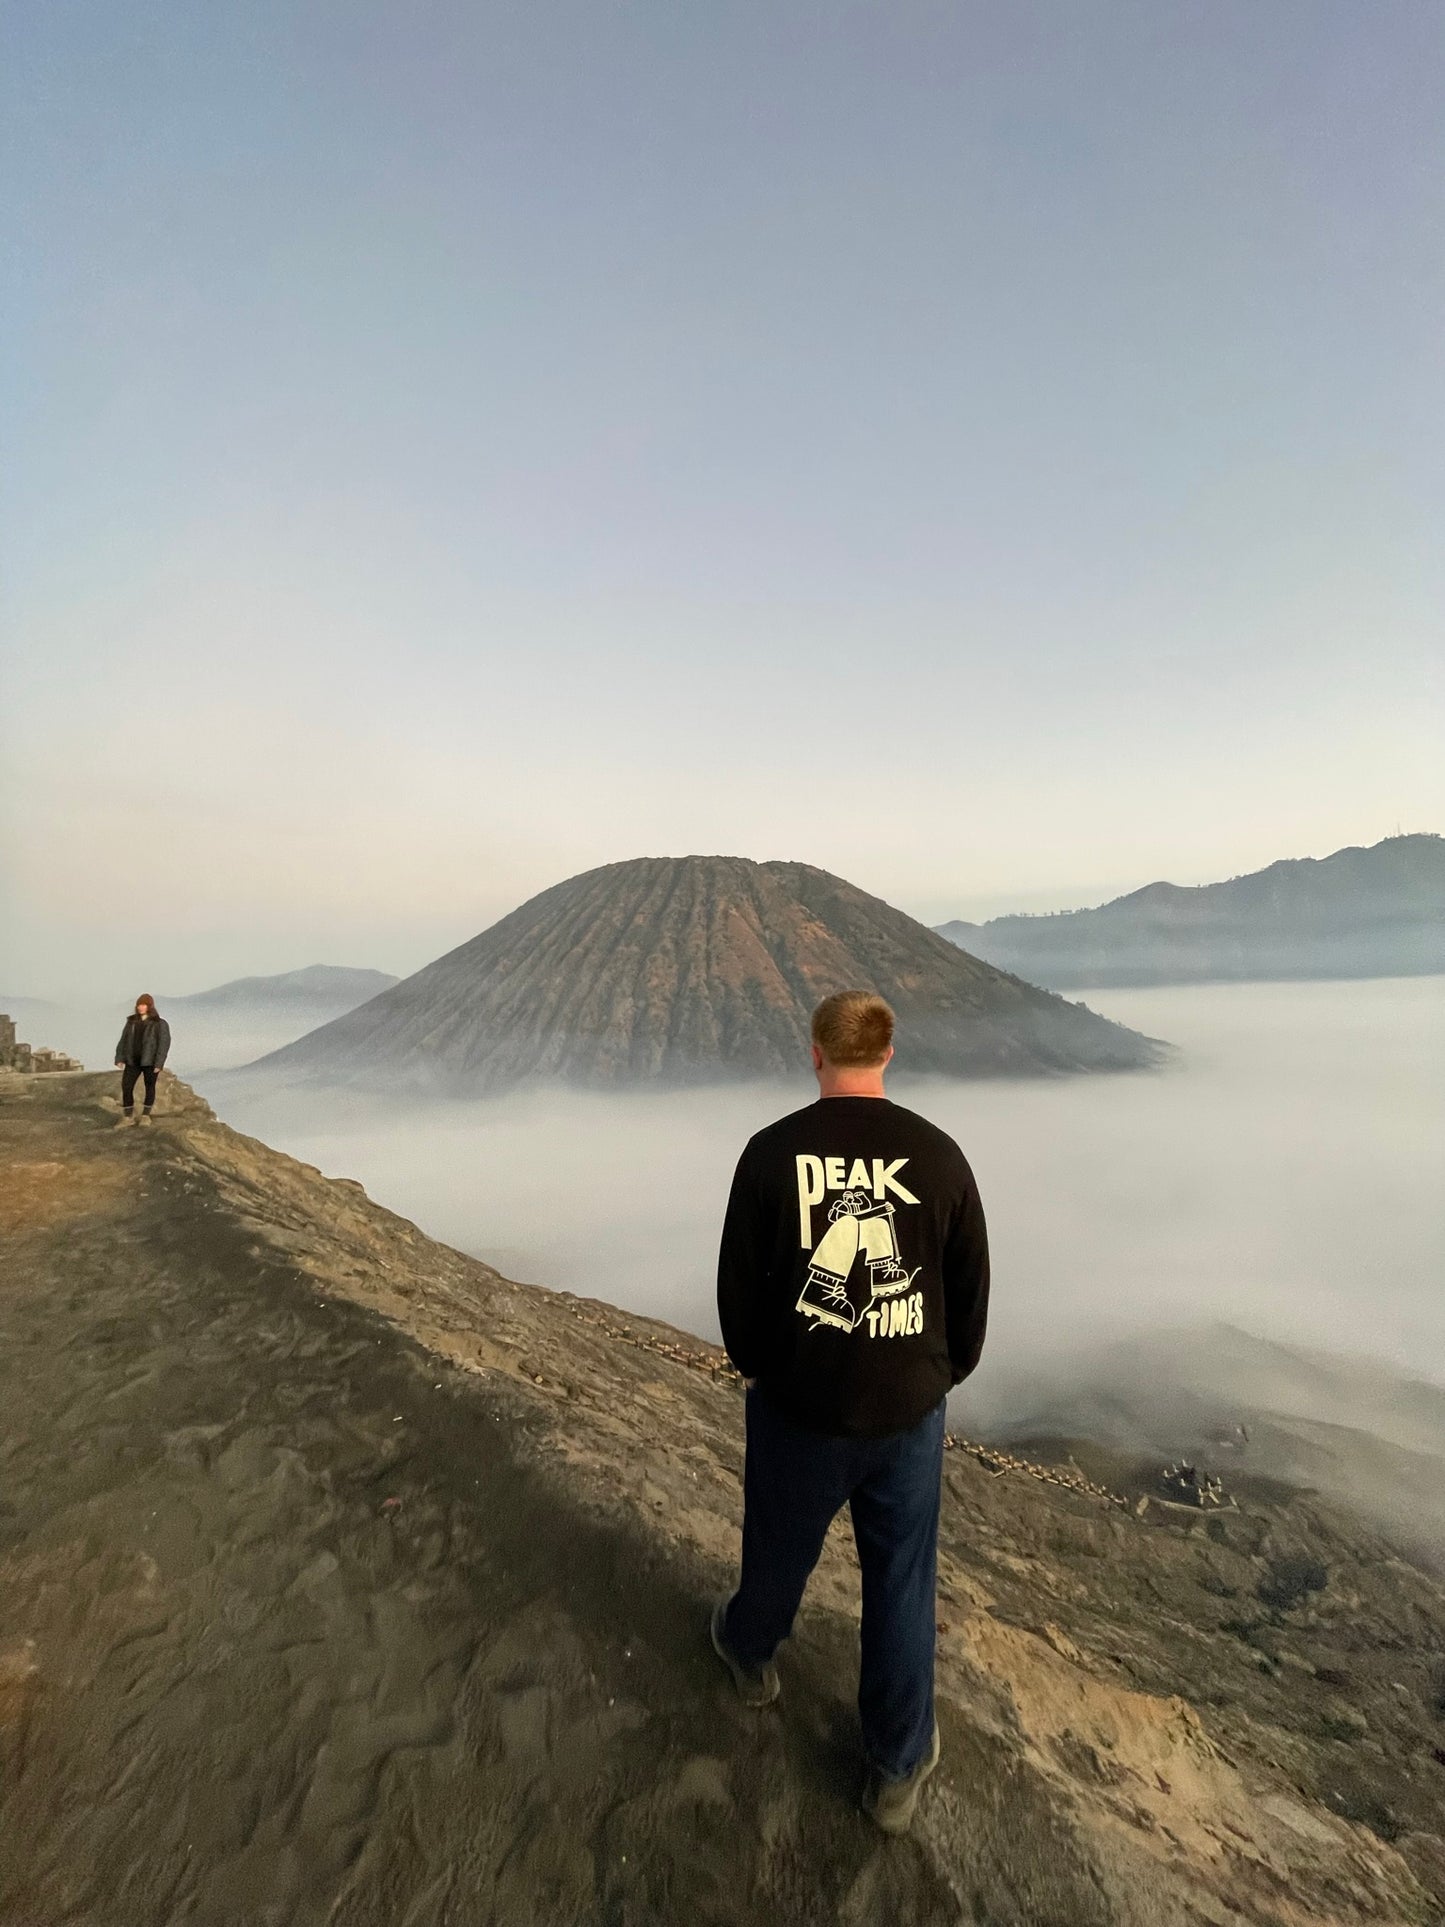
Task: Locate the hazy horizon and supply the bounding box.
[5,829,1437,1008]
[0,852,1235,1003]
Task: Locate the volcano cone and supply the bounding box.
[248,856,1167,1091]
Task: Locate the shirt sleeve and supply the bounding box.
[942,1159,990,1384]
[716,1139,770,1379]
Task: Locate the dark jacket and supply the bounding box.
[717,1095,990,1439]
[116,1014,171,1070]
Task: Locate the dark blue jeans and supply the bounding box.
[722,1383,946,1780]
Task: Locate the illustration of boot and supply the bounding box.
[866,1257,916,1298]
[795,1267,864,1332]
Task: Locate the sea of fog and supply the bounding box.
[11,976,1442,1394]
[146,975,1445,1404]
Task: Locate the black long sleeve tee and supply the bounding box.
[716,1094,990,1439]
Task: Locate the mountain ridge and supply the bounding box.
[936,833,1445,988]
[171,964,399,1009]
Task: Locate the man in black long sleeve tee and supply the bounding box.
[712,991,990,1834]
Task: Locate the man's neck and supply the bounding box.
[815,1070,888,1099]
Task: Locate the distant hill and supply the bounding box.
[246,855,1167,1092]
[936,833,1445,988]
[172,965,398,1013]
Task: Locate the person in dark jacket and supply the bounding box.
[712,991,990,1835]
[113,994,171,1126]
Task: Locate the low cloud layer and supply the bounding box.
[19,974,1445,1545]
[20,977,1442,1399]
[179,977,1445,1398]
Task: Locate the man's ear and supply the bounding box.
[810,1043,824,1073]
[882,1044,894,1069]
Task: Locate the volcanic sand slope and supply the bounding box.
[248,856,1165,1093]
[3,1072,1444,1926]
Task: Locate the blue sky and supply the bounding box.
[3,1,1442,997]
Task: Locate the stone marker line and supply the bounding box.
[557,1297,1132,1512]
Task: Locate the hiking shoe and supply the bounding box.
[114,1113,137,1129]
[862,1722,941,1834]
[709,1598,780,1707]
[138,1111,154,1126]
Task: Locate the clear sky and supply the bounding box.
[3,1,1441,999]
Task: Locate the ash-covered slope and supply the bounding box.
[969,1322,1445,1568]
[249,856,1165,1091]
[4,1071,1445,1926]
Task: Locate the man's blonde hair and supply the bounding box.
[810,991,895,1067]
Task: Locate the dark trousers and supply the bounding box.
[120,1064,157,1112]
[723,1383,946,1780]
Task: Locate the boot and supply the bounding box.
[862,1722,941,1834]
[709,1598,780,1707]
[867,1258,915,1299]
[114,1112,136,1129]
